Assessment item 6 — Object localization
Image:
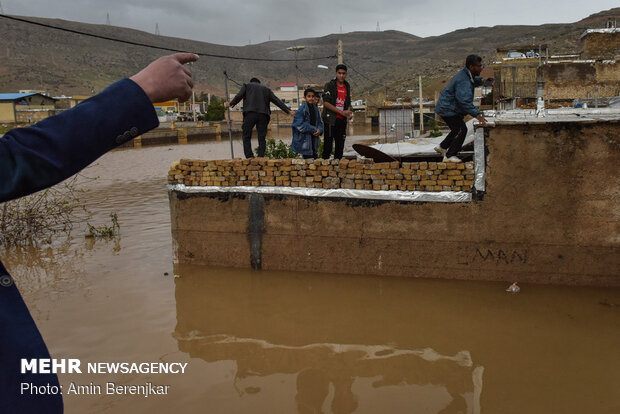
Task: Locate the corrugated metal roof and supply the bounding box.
[0,93,38,101]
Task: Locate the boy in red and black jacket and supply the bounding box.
[320,64,352,159]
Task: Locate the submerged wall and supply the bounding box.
[168,119,620,286]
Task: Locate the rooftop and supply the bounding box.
[0,93,39,101]
[484,108,620,125]
[580,28,620,38]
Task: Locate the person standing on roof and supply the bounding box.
[291,88,323,159]
[225,78,294,159]
[434,54,487,162]
[320,64,353,160]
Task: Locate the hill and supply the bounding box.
[0,8,618,99]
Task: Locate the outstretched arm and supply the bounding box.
[226,84,246,108]
[269,90,293,115]
[0,53,199,202]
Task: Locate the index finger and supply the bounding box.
[172,53,199,64]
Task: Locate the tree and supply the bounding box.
[205,101,225,121]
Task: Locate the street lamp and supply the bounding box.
[287,46,305,108]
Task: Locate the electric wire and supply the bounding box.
[0,14,337,62]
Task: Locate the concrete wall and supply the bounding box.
[0,102,15,123]
[169,121,620,286]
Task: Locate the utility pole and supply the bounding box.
[223,71,234,159]
[192,90,196,122]
[337,40,343,65]
[106,13,110,25]
[419,76,424,134]
[287,46,305,108]
[155,23,160,36]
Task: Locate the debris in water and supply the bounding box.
[506,282,520,293]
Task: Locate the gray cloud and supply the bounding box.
[3,0,617,45]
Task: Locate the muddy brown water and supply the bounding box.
[2,129,619,414]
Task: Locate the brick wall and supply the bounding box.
[582,32,619,60]
[168,158,475,192]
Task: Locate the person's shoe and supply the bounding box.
[434,146,447,157]
[443,155,462,163]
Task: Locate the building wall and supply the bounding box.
[169,121,620,286]
[494,63,538,99]
[582,32,619,60]
[15,109,56,123]
[0,102,15,123]
[539,62,620,99]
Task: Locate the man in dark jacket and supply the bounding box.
[434,54,488,162]
[225,78,294,158]
[320,64,352,159]
[0,53,197,414]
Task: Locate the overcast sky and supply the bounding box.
[2,0,617,46]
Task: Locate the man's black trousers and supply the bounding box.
[321,117,347,159]
[439,115,467,157]
[242,112,270,158]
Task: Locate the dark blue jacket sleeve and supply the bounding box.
[0,78,159,203]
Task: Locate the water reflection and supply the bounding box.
[1,240,88,296]
[173,266,484,413]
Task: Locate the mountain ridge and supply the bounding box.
[0,8,617,98]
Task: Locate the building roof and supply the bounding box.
[0,93,38,101]
[581,28,620,39]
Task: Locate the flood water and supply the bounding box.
[2,129,619,414]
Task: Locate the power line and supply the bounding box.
[0,14,338,63]
[295,64,323,86]
[223,71,243,88]
[342,57,387,89]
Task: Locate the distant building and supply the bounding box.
[493,27,619,109]
[53,95,91,110]
[274,83,299,108]
[580,26,619,60]
[0,93,56,123]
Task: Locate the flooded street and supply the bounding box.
[2,130,619,414]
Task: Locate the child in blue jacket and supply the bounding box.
[291,88,323,159]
